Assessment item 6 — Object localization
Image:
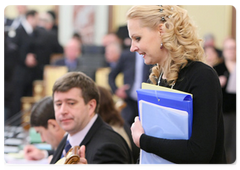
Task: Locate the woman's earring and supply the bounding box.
[160,43,163,49]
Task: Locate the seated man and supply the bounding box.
[50,72,133,164]
[24,96,66,161]
[53,38,81,72]
[52,37,107,81]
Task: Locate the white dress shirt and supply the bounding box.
[67,114,98,147]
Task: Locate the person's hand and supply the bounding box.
[23,145,45,160]
[77,145,88,164]
[25,53,37,67]
[115,84,130,99]
[219,75,227,88]
[131,116,144,148]
[48,155,53,164]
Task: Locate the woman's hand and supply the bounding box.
[131,116,144,148]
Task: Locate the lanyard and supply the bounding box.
[157,72,175,89]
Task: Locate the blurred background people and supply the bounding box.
[7,9,63,121]
[38,10,58,33]
[203,33,223,59]
[24,96,66,161]
[5,5,28,33]
[97,85,140,163]
[102,32,121,47]
[72,32,83,45]
[7,10,40,120]
[213,37,236,163]
[37,10,63,53]
[108,50,153,126]
[104,42,122,68]
[204,46,222,67]
[53,38,81,72]
[4,31,18,122]
[116,25,131,50]
[46,10,58,32]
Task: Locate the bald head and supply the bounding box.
[64,38,81,61]
[222,37,236,62]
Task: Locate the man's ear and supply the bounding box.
[47,119,60,132]
[87,99,97,116]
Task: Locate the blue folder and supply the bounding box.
[136,89,193,164]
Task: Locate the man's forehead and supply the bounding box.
[53,88,83,102]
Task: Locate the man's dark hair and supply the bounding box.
[52,72,100,113]
[26,9,38,18]
[47,10,56,21]
[30,96,55,128]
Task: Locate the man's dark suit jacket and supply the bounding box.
[50,115,133,164]
[53,58,66,66]
[108,50,152,99]
[10,26,61,80]
[8,26,62,117]
[7,25,42,117]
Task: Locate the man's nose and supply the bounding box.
[59,103,68,115]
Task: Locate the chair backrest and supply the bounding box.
[95,67,123,90]
[77,54,108,81]
[43,65,68,96]
[50,53,64,64]
[81,45,105,55]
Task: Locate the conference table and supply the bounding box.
[4,125,51,164]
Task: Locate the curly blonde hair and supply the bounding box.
[127,5,205,85]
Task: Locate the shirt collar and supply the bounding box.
[21,19,33,35]
[67,114,98,147]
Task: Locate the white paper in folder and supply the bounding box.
[139,100,189,164]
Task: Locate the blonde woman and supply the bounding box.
[128,5,226,163]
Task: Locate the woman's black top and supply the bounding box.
[140,61,226,163]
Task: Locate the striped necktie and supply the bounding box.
[61,140,72,158]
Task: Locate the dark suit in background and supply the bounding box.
[7,24,38,119]
[4,31,18,121]
[8,25,62,119]
[116,25,130,50]
[50,115,133,164]
[108,50,152,126]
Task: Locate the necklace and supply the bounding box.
[157,72,175,89]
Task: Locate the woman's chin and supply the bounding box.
[144,59,153,65]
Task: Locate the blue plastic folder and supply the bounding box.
[136,87,193,164]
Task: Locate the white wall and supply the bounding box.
[182,5,232,49]
[94,5,109,45]
[58,5,74,46]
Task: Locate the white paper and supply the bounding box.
[139,100,189,164]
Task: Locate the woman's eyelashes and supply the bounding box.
[135,37,141,42]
